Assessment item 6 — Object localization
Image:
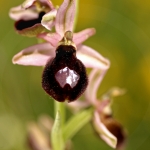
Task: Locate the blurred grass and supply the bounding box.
[1,0,150,150]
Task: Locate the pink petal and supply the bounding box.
[9,5,38,21]
[77,46,110,104]
[55,0,76,37]
[22,0,54,10]
[41,9,57,30]
[77,45,110,70]
[85,69,107,105]
[38,33,61,47]
[22,0,36,9]
[73,28,96,46]
[93,111,117,149]
[12,43,55,66]
[40,0,54,9]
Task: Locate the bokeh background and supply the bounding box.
[1,0,150,149]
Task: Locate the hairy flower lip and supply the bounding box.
[15,23,47,37]
[42,45,88,103]
[93,110,126,149]
[101,114,126,149]
[15,11,45,31]
[93,111,116,149]
[14,11,47,37]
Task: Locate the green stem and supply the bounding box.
[51,101,66,150]
[51,111,64,150]
[55,101,65,128]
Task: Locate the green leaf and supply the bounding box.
[63,108,93,142]
[51,111,64,150]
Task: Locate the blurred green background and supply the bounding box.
[1,0,150,149]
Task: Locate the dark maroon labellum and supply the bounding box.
[15,11,45,30]
[42,45,88,102]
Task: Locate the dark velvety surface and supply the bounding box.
[42,45,88,102]
[15,12,45,30]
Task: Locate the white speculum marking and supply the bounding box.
[55,67,80,88]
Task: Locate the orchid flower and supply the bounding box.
[9,0,56,37]
[87,69,126,149]
[93,110,126,150]
[12,0,110,102]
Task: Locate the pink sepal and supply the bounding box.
[12,43,55,66]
